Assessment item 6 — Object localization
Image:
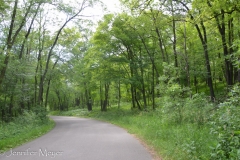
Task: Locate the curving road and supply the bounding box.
[0,116,153,160]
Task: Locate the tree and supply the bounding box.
[0,0,100,121]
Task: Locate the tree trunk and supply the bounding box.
[139,50,147,110]
[118,79,121,109]
[177,1,215,101]
[183,21,191,88]
[238,67,240,83]
[152,59,155,110]
[206,1,234,86]
[127,47,136,109]
[155,27,166,62]
[100,81,103,110]
[87,94,92,111]
[45,58,58,108]
[171,2,178,68]
[139,36,160,77]
[200,21,215,101]
[102,83,109,112]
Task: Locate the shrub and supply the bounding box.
[33,106,48,123]
[210,85,240,159]
[184,93,213,126]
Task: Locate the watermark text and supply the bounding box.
[0,148,63,158]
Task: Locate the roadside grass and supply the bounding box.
[0,111,55,153]
[50,105,217,160]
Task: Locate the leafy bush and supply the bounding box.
[158,64,192,124]
[157,63,213,125]
[184,93,213,126]
[210,85,240,159]
[158,80,212,126]
[33,106,48,123]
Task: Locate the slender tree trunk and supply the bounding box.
[183,21,190,88]
[238,67,240,83]
[176,1,215,101]
[139,36,159,77]
[139,35,160,100]
[228,18,236,83]
[100,81,103,110]
[152,58,155,110]
[56,91,62,111]
[139,50,147,110]
[171,2,178,68]
[84,83,90,110]
[9,94,14,120]
[155,28,166,62]
[127,47,136,109]
[45,79,51,109]
[134,89,142,110]
[1,107,4,122]
[200,21,215,101]
[19,3,41,59]
[130,83,136,109]
[87,97,92,111]
[45,58,59,108]
[118,79,121,109]
[102,83,109,111]
[35,17,46,106]
[150,7,169,63]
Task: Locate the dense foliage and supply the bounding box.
[0,111,54,152]
[0,0,97,121]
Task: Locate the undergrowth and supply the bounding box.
[0,111,55,153]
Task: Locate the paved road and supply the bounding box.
[0,116,153,160]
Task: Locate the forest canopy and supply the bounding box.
[0,0,239,117]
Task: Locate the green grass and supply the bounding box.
[50,106,217,160]
[0,112,55,153]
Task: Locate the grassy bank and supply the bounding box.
[0,111,55,153]
[50,106,217,160]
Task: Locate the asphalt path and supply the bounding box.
[0,116,153,160]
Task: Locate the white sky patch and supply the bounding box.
[101,0,121,13]
[83,0,121,22]
[44,0,121,32]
